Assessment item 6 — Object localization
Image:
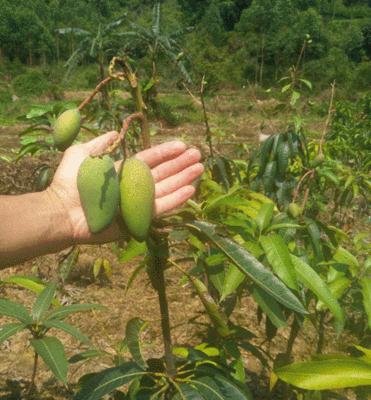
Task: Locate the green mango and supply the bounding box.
[77,155,120,233]
[119,158,155,242]
[53,108,81,151]
[287,202,302,218]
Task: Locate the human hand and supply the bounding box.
[48,131,204,244]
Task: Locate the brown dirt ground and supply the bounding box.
[0,97,360,399]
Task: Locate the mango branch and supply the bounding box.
[78,76,113,111]
[109,56,151,149]
[318,81,336,156]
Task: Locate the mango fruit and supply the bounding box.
[119,158,155,242]
[311,153,325,168]
[287,202,302,218]
[53,108,81,150]
[77,155,120,233]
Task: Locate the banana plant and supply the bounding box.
[0,282,105,394]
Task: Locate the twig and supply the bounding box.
[182,82,202,106]
[200,75,214,158]
[103,112,144,156]
[78,76,113,111]
[319,81,336,156]
[292,169,315,202]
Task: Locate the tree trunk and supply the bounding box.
[259,33,265,85]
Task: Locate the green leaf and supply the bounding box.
[173,382,204,399]
[334,247,359,277]
[187,221,307,315]
[93,258,103,279]
[275,357,371,390]
[69,349,106,364]
[220,264,246,301]
[316,276,351,311]
[260,235,298,291]
[58,247,79,283]
[74,363,145,400]
[32,282,57,322]
[31,337,68,383]
[291,255,344,334]
[124,262,146,296]
[125,318,148,369]
[360,278,371,330]
[192,374,252,400]
[1,276,62,307]
[299,79,312,90]
[0,299,32,324]
[277,141,290,178]
[44,320,90,344]
[119,239,147,263]
[252,286,288,329]
[46,303,106,321]
[255,202,274,233]
[290,91,300,106]
[305,219,323,261]
[0,323,26,344]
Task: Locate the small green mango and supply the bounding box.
[287,202,302,218]
[77,155,120,233]
[119,158,155,242]
[311,153,325,168]
[53,108,81,150]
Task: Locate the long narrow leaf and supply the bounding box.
[0,323,26,344]
[360,278,371,330]
[291,255,344,334]
[187,221,307,315]
[0,299,32,324]
[31,337,68,383]
[276,358,371,390]
[125,318,148,369]
[32,282,57,322]
[74,363,145,400]
[260,235,298,290]
[46,303,106,321]
[44,320,90,344]
[252,286,288,328]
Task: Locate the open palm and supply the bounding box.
[49,131,203,244]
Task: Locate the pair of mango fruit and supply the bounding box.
[53,109,154,241]
[77,155,155,242]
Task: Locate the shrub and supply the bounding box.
[12,69,49,97]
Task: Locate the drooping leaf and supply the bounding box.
[44,320,90,344]
[31,337,68,383]
[0,299,32,324]
[119,240,147,263]
[125,318,148,369]
[191,374,252,400]
[32,282,57,322]
[360,278,371,330]
[74,363,145,400]
[260,235,298,291]
[0,323,26,344]
[187,221,307,315]
[252,286,288,329]
[305,219,323,261]
[291,255,344,334]
[316,276,351,311]
[276,357,371,390]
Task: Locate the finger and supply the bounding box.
[155,163,204,198]
[83,131,119,156]
[135,141,187,168]
[151,148,202,183]
[155,185,195,215]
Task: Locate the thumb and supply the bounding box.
[82,131,119,156]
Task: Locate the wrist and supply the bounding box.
[43,187,75,247]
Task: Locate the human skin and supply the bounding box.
[0,131,204,268]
